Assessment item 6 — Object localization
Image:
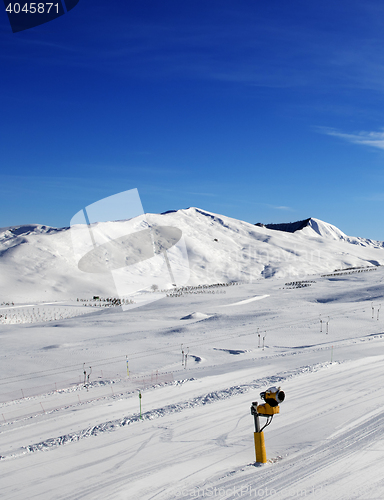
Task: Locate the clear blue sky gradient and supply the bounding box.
[1,0,384,239]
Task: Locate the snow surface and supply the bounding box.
[1,210,384,499]
[1,208,384,303]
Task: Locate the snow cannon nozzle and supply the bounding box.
[257,386,285,416]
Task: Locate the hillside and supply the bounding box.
[0,208,383,302]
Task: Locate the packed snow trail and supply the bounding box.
[1,363,330,458]
[2,355,384,499]
[1,269,384,499]
[166,408,384,500]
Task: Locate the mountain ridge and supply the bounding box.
[1,211,381,244]
[0,208,383,302]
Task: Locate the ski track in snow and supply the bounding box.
[175,408,384,500]
[1,363,334,460]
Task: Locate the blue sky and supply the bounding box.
[1,0,384,239]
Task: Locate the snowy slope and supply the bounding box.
[301,217,384,248]
[263,216,384,247]
[1,267,384,499]
[297,217,349,239]
[0,208,384,303]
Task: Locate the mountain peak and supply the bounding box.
[255,217,348,241]
[0,224,67,239]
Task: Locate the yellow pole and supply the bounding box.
[254,431,267,463]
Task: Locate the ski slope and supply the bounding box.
[1,264,384,499]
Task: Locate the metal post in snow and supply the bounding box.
[184,347,189,369]
[251,401,267,464]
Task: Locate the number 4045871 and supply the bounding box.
[6,3,60,14]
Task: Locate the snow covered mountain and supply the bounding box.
[261,216,382,245]
[2,212,384,499]
[1,208,383,302]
